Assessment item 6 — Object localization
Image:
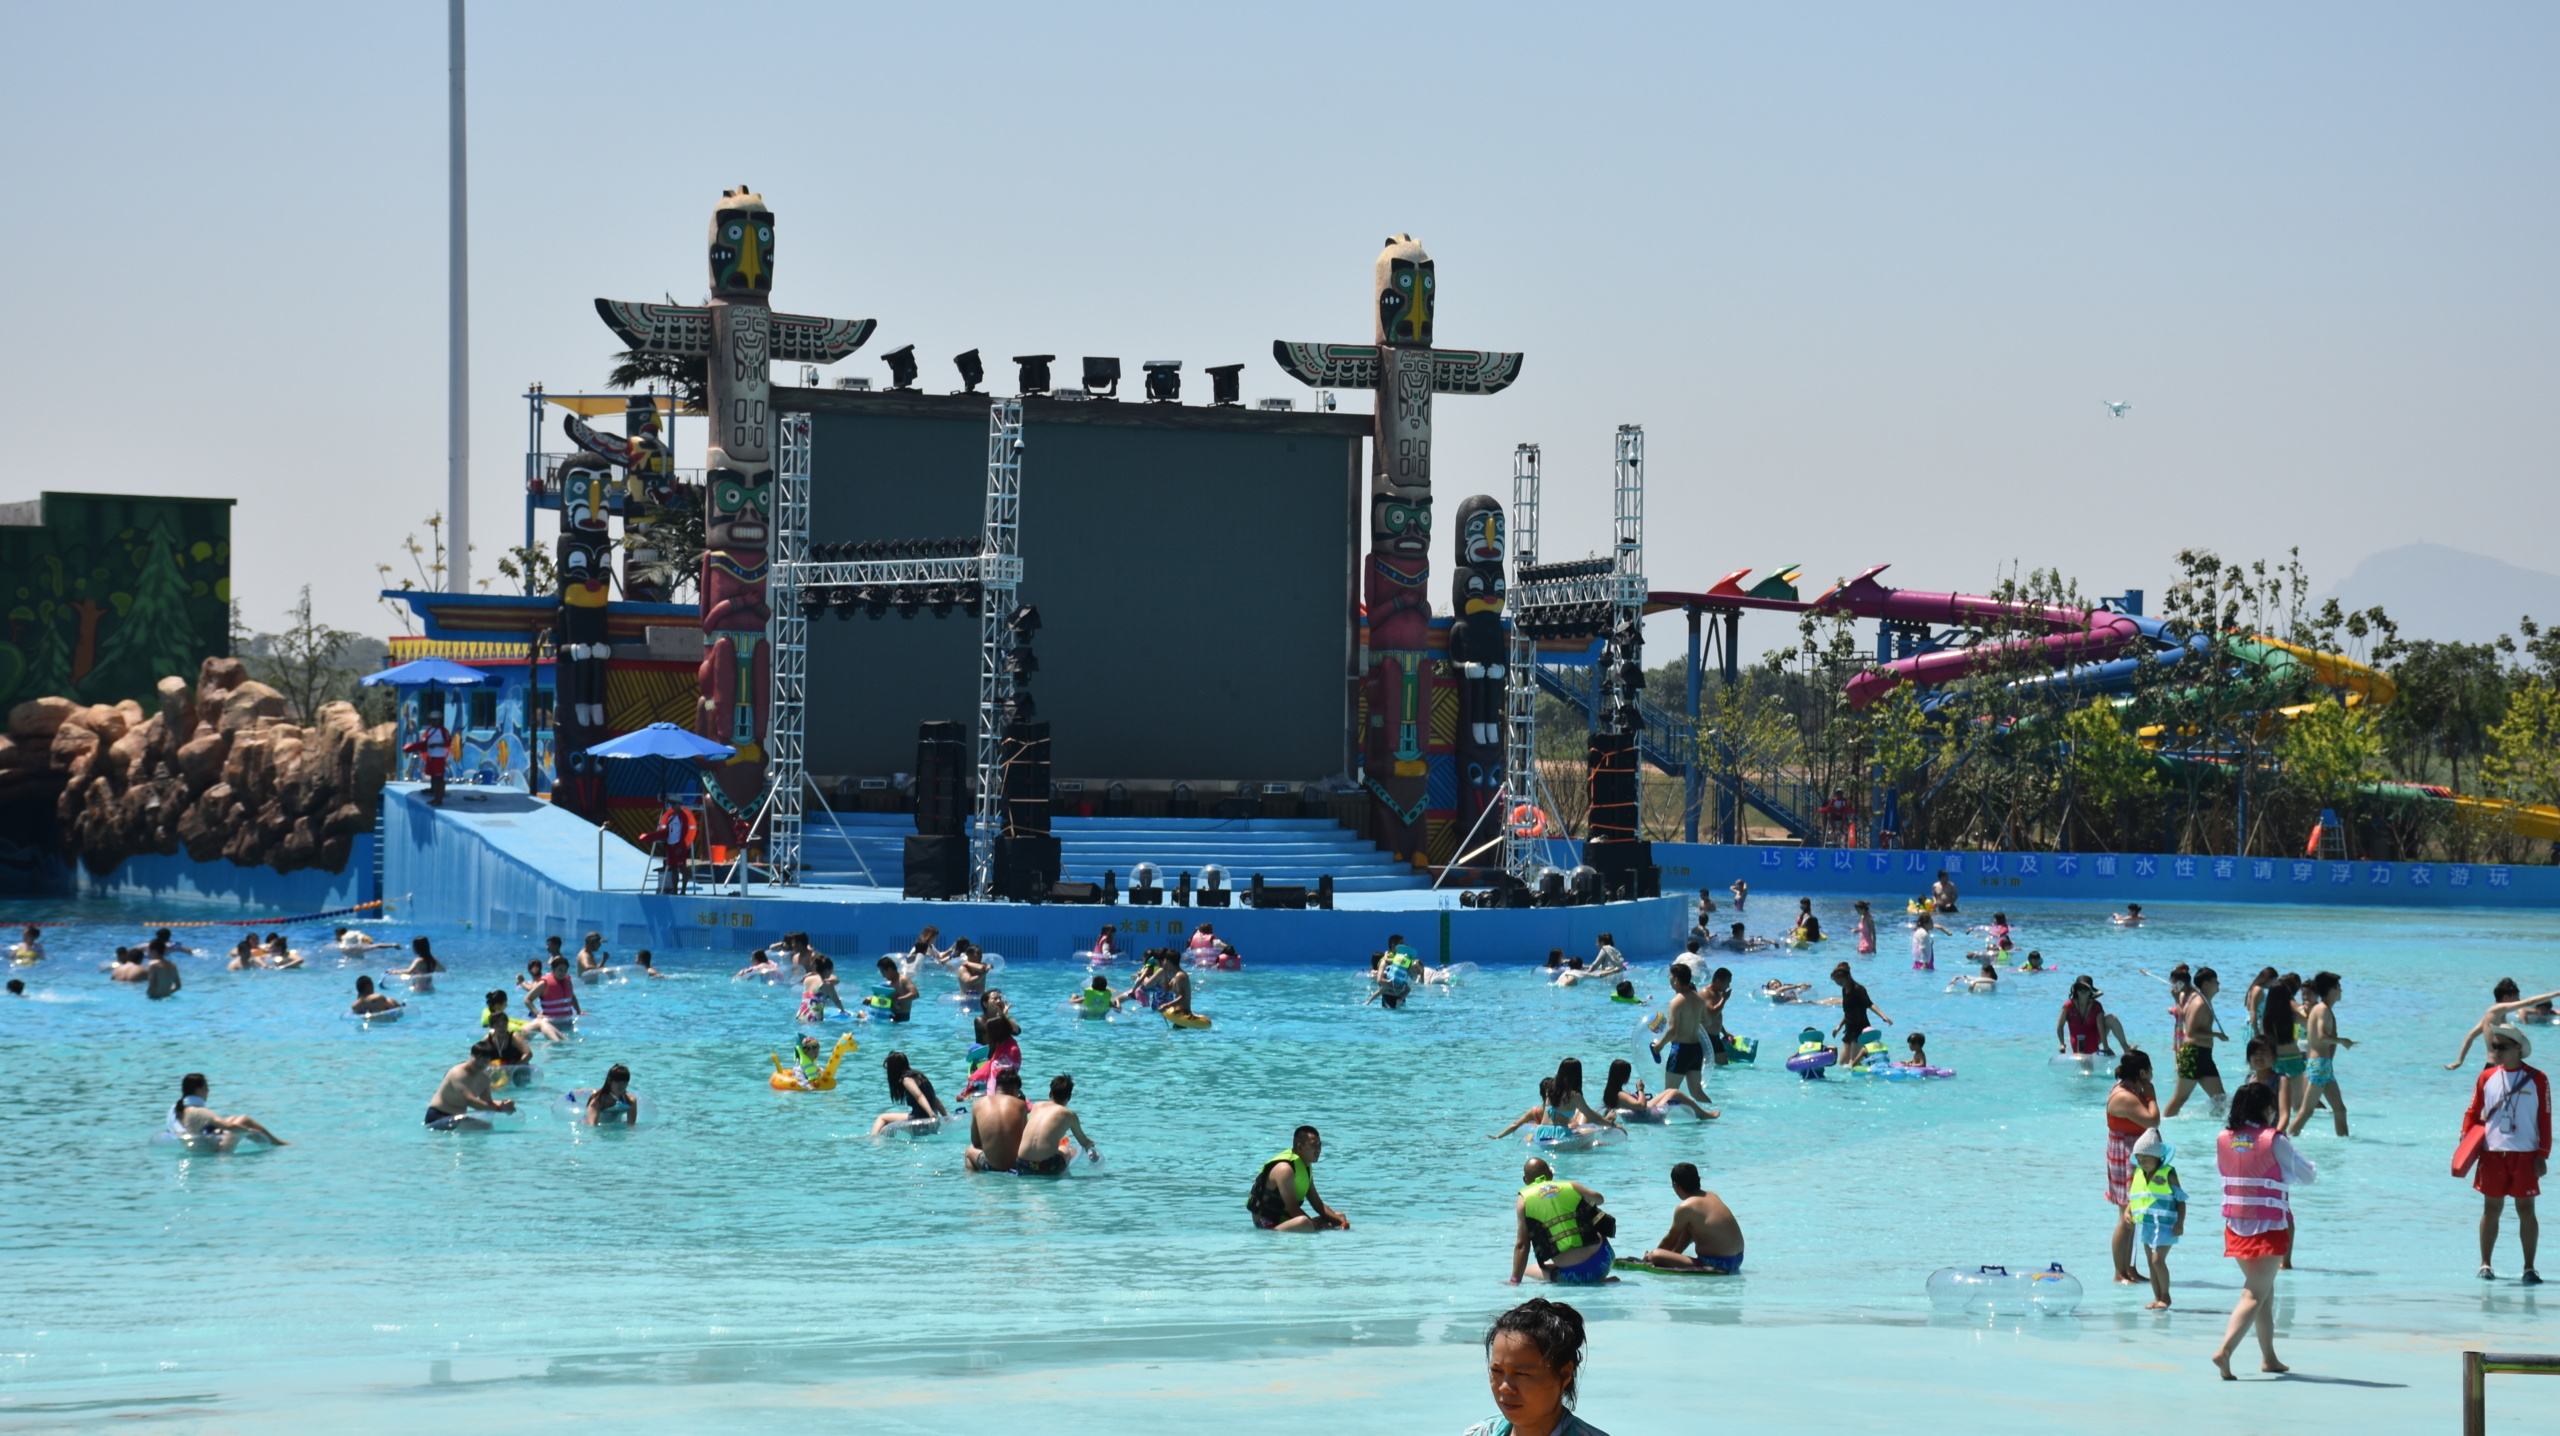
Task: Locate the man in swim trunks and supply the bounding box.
[2163,967,2227,1118]
[1015,1073,1099,1175]
[1250,1125,1350,1232]
[1509,1158,1615,1285]
[1930,871,1959,912]
[963,1067,1029,1172]
[2290,971,2354,1137]
[1651,965,1719,1110]
[1637,1161,1745,1272]
[873,956,918,1021]
[574,931,610,980]
[425,1039,519,1129]
[144,949,183,1000]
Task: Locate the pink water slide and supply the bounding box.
[1811,566,2142,709]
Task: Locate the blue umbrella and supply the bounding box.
[583,723,736,762]
[359,656,492,687]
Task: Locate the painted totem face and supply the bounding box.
[1374,235,1434,347]
[561,458,613,536]
[706,467,772,551]
[708,192,774,298]
[1462,503,1503,566]
[1374,492,1432,557]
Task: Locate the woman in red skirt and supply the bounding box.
[2211,1082,2318,1379]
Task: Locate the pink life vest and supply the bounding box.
[536,974,577,1021]
[2218,1125,2290,1225]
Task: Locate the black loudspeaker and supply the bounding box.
[1583,839,1660,902]
[915,721,966,836]
[1314,874,1335,910]
[1250,883,1308,910]
[903,834,969,899]
[1048,880,1103,904]
[1586,732,1639,841]
[993,834,1062,902]
[1001,721,1051,837]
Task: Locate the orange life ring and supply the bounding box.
[1507,804,1547,838]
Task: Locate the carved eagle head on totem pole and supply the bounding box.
[1375,235,1434,347]
[709,186,773,299]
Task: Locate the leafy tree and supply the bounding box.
[605,354,706,411]
[2059,698,2161,848]
[253,586,362,722]
[2483,679,2560,812]
[2277,695,2381,815]
[2380,638,2513,793]
[496,542,559,598]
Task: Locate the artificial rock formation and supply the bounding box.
[33,656,392,877]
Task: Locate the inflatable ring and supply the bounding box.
[1507,804,1548,839]
[1164,1010,1213,1030]
[1927,1263,2081,1316]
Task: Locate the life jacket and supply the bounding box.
[1075,987,1112,1015]
[2217,1126,2290,1225]
[2126,1163,2181,1220]
[1857,1028,1891,1065]
[1249,1150,1311,1220]
[1520,1179,1605,1263]
[536,975,577,1020]
[1794,1028,1828,1059]
[2062,1001,2103,1054]
[659,807,693,849]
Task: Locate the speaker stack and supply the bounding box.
[1583,731,1658,901]
[993,720,1060,901]
[903,719,970,899]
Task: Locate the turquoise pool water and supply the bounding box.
[2,892,2553,1433]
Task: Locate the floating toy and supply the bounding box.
[1721,1034,1758,1065]
[349,1004,406,1024]
[556,1089,649,1126]
[1438,961,1479,985]
[1875,1062,1957,1080]
[490,1063,543,1091]
[1926,1263,2082,1316]
[2048,1052,2107,1076]
[1165,1010,1213,1030]
[769,1033,859,1091]
[1784,1027,1837,1077]
[1527,1123,1625,1152]
[1628,1014,1669,1081]
[876,1114,945,1138]
[11,945,41,965]
[1611,1257,1731,1276]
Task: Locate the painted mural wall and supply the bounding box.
[0,492,234,716]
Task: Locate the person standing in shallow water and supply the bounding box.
[1464,1298,1610,1436]
[2209,1082,2316,1380]
[2106,1050,2161,1285]
[2465,1031,2549,1284]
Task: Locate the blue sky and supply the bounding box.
[2,3,2552,651]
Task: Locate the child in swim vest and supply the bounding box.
[2121,1128,2187,1309]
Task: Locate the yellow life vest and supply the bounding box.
[1520,1179,1602,1262]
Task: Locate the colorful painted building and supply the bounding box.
[0,491,234,715]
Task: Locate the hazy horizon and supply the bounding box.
[3,3,2552,660]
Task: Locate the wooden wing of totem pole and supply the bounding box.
[593,187,873,853]
[1271,235,1522,869]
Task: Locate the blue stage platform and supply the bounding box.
[376,786,1689,968]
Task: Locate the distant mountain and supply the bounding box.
[2322,544,2560,646]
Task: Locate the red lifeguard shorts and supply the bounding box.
[2476,1149,2543,1200]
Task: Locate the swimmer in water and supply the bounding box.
[167,1073,288,1147]
[144,949,183,1000]
[874,956,919,1021]
[1947,961,1999,994]
[481,998,539,1066]
[634,950,669,979]
[1249,1126,1349,1231]
[108,948,147,982]
[954,941,993,1003]
[1930,872,1959,913]
[1609,979,1643,1005]
[1633,1161,1745,1273]
[1728,879,1748,911]
[147,929,196,957]
[483,989,562,1044]
[1762,979,1819,1004]
[333,926,394,953]
[1552,955,1592,988]
[1852,900,1876,955]
[574,931,610,981]
[2449,979,2560,1068]
[227,935,266,970]
[736,948,782,980]
[1909,912,1940,971]
[1651,965,1721,1114]
[1071,973,1123,1018]
[1717,922,1773,955]
[579,1064,639,1126]
[870,1050,948,1132]
[1507,1157,1617,1285]
[2016,949,2048,972]
[1364,954,1414,1009]
[13,924,45,962]
[963,1067,1030,1171]
[424,1040,518,1130]
[1901,1033,1933,1069]
[260,934,304,969]
[6,980,23,996]
[383,937,442,979]
[797,956,849,1021]
[2112,903,2145,927]
[2525,999,2559,1025]
[1584,935,1626,978]
[1157,960,1199,1021]
[350,975,401,1016]
[1015,1073,1100,1175]
[905,926,949,968]
[1601,1057,1711,1122]
[1969,912,2015,959]
[1086,925,1121,966]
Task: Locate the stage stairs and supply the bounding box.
[796,812,1433,894]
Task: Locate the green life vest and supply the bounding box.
[1858,1028,1890,1064]
[1520,1179,1603,1263]
[1075,987,1111,1015]
[1249,1150,1312,1220]
[2126,1164,2180,1220]
[1794,1028,1828,1058]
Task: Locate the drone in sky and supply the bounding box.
[2103,400,2133,418]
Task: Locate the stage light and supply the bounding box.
[894,589,921,618]
[954,349,984,393]
[1206,363,1243,406]
[1007,604,1042,634]
[798,589,829,615]
[1013,355,1055,395]
[1005,649,1040,679]
[1081,357,1121,398]
[1004,691,1037,721]
[1142,360,1181,403]
[883,344,919,391]
[1618,662,1644,688]
[928,586,955,617]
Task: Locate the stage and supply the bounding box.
[377,786,1689,967]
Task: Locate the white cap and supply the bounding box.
[2131,1128,2169,1161]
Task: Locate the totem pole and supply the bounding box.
[595,187,874,846]
[618,396,678,602]
[1449,494,1507,853]
[550,439,617,820]
[1274,236,1521,866]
